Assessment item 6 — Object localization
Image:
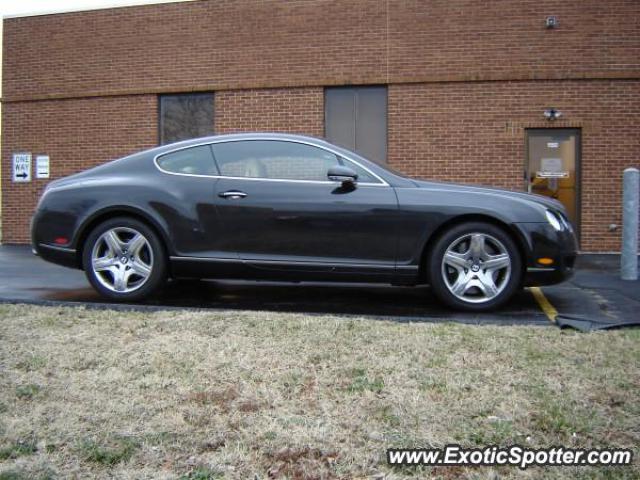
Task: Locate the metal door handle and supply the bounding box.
[219,190,247,199]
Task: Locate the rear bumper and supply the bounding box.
[33,242,78,269]
[514,222,578,286]
[31,209,80,269]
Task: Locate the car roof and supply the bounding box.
[153,132,336,155]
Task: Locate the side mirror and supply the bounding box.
[327,165,358,186]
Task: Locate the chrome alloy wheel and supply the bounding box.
[440,233,512,304]
[90,227,154,293]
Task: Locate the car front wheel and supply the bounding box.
[428,222,522,311]
[82,217,167,302]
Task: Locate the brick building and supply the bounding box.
[2,0,639,251]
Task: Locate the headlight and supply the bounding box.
[545,210,563,231]
[558,212,573,232]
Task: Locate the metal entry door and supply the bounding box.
[324,86,387,164]
[526,129,580,229]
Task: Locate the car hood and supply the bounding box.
[410,179,566,213]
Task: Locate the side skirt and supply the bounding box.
[169,256,419,285]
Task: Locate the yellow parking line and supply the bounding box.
[529,287,558,323]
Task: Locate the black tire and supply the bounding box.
[428,222,522,312]
[82,217,167,302]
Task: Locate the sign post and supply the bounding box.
[621,167,639,281]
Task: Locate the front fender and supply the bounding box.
[393,187,548,266]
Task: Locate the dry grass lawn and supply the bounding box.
[0,304,638,479]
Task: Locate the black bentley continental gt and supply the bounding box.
[32,133,577,311]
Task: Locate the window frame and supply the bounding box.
[153,138,388,187]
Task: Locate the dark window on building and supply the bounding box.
[325,86,387,164]
[159,93,214,145]
[212,140,339,181]
[156,145,218,176]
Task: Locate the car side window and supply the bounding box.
[156,145,218,176]
[340,158,383,184]
[211,140,339,182]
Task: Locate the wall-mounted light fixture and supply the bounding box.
[545,16,558,29]
[544,108,562,121]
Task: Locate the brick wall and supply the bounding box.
[215,88,323,136]
[3,0,638,101]
[1,95,157,243]
[388,80,640,252]
[2,0,639,250]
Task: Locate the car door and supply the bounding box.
[154,144,233,259]
[210,139,400,279]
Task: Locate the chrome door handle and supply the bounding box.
[218,190,247,199]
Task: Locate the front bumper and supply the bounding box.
[525,256,576,285]
[514,222,578,286]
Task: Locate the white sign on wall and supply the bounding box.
[12,153,32,182]
[36,155,50,179]
[537,157,569,178]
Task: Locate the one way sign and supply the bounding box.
[12,153,32,183]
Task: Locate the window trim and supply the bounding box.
[153,138,389,187]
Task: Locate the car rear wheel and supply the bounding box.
[82,217,166,302]
[428,222,521,311]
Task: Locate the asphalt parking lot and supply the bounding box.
[0,245,638,329]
